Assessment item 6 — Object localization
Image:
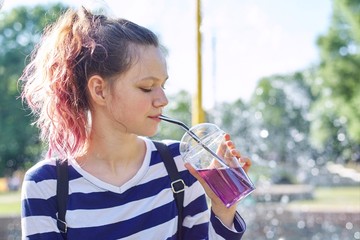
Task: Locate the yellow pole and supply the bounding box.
[193,0,205,125]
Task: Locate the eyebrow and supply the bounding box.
[139,76,169,83]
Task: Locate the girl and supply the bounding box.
[20,7,250,239]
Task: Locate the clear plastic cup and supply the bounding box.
[180,123,255,208]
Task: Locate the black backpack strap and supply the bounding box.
[153,141,185,240]
[56,158,69,237]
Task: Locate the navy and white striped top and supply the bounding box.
[21,138,246,239]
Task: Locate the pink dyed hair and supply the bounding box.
[20,8,159,158]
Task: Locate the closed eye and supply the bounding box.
[140,88,152,93]
[139,78,168,93]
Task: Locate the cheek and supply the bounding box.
[132,96,152,112]
[112,93,151,116]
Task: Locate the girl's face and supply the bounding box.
[106,45,169,136]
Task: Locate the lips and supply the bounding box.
[149,115,161,121]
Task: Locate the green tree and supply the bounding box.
[313,0,360,162]
[248,72,315,183]
[0,4,66,176]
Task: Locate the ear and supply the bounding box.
[87,75,108,106]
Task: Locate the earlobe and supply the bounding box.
[87,75,107,105]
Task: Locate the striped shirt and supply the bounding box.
[21,138,246,239]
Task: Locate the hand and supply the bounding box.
[225,134,252,173]
[214,133,252,173]
[185,162,237,227]
[185,133,252,227]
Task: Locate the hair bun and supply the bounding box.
[78,0,115,18]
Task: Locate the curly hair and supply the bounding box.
[20,7,159,158]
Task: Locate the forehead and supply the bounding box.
[136,45,166,65]
[123,45,168,82]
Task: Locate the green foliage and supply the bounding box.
[248,72,314,167]
[312,0,360,161]
[0,4,67,176]
[336,0,360,43]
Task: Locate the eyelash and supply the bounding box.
[141,88,152,93]
[140,85,166,93]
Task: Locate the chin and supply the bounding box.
[146,131,158,137]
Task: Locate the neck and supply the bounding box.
[77,130,146,177]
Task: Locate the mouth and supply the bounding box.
[149,115,162,122]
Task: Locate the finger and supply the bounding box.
[225,139,241,158]
[240,156,252,173]
[230,148,241,159]
[224,133,231,141]
[225,139,234,148]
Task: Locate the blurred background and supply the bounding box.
[0,0,359,239]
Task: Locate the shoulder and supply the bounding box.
[148,138,198,185]
[147,139,181,163]
[21,158,60,201]
[163,140,181,154]
[142,137,180,158]
[24,158,57,183]
[154,139,180,155]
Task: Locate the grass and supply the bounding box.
[288,186,360,211]
[0,191,21,216]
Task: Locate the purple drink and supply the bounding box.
[198,167,254,208]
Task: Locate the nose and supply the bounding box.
[154,88,168,108]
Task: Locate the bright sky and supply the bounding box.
[2,0,332,109]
